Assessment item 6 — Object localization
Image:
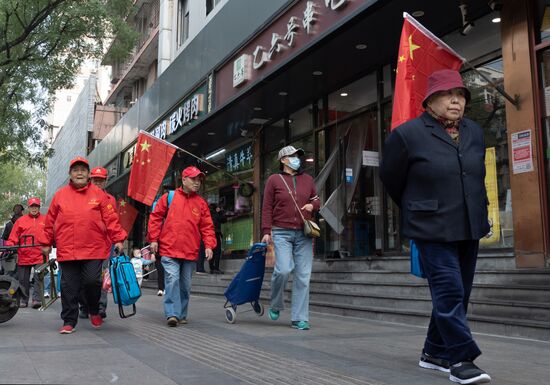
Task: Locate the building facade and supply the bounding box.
[74,0,550,268]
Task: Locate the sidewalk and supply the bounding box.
[1,289,548,385]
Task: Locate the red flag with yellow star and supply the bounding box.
[391,13,464,130]
[127,131,177,205]
[117,198,139,233]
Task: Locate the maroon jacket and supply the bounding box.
[261,172,320,235]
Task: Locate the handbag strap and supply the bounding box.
[279,174,307,223]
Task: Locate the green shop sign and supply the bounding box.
[225,143,253,173]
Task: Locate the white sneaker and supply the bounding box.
[157,290,164,296]
[44,293,50,298]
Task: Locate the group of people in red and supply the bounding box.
[6,156,216,334]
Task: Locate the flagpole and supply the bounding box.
[139,130,248,184]
[403,12,520,110]
[462,61,520,108]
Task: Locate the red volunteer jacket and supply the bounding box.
[7,213,46,266]
[261,171,320,235]
[42,182,127,262]
[147,188,216,260]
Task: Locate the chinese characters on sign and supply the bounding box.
[149,86,206,140]
[511,130,534,174]
[233,0,349,88]
[226,143,253,172]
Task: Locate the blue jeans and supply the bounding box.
[414,239,482,365]
[161,257,194,320]
[271,229,313,322]
[44,273,50,294]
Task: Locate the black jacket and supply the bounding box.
[2,213,23,241]
[380,112,490,242]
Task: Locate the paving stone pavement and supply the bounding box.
[0,288,549,385]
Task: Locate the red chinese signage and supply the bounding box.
[216,0,364,106]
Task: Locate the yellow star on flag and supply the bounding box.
[408,34,420,60]
[119,200,126,207]
[398,55,406,63]
[140,140,152,152]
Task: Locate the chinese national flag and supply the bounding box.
[391,14,463,130]
[118,198,139,233]
[127,131,176,205]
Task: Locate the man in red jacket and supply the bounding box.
[78,166,116,320]
[41,157,127,334]
[148,166,216,327]
[7,197,46,309]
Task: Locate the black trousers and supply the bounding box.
[415,239,482,364]
[59,259,103,327]
[17,264,41,304]
[79,259,109,314]
[208,233,223,271]
[155,258,165,290]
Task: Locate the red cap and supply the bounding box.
[182,166,205,178]
[422,69,471,107]
[90,167,108,179]
[69,156,90,169]
[27,197,41,207]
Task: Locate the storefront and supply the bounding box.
[103,0,550,267]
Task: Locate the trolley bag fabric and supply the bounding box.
[224,243,266,305]
[110,252,141,318]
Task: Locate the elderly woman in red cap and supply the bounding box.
[380,69,491,384]
[41,157,127,334]
[147,166,216,327]
[7,197,45,309]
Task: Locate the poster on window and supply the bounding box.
[480,147,501,246]
[511,130,533,174]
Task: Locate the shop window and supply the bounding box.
[539,48,550,241]
[289,106,313,139]
[463,58,512,248]
[177,0,190,46]
[206,0,222,16]
[263,119,286,152]
[383,64,393,98]
[326,72,377,124]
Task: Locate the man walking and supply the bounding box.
[147,166,216,326]
[79,166,115,319]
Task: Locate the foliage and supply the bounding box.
[0,161,46,223]
[0,0,137,167]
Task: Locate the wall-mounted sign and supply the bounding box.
[122,143,137,171]
[105,159,118,181]
[226,143,253,172]
[219,0,363,103]
[149,82,209,140]
[362,150,379,167]
[233,54,250,87]
[511,129,533,174]
[345,167,353,183]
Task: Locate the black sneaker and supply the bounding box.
[419,352,450,373]
[450,361,491,384]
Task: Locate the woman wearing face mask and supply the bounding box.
[261,145,320,331]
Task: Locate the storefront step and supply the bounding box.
[187,271,550,304]
[312,252,517,272]
[191,279,550,322]
[305,301,550,341]
[306,280,550,303]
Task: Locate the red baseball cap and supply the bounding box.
[422,69,471,107]
[182,166,205,178]
[69,156,90,169]
[90,167,108,179]
[27,197,41,207]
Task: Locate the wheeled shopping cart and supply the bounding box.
[223,243,267,323]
